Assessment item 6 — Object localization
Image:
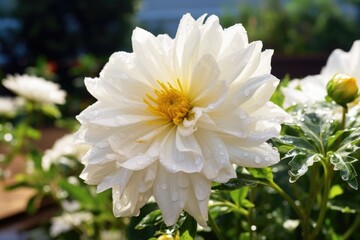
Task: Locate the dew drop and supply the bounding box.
[106,154,117,160]
[195,157,202,165]
[196,189,207,201]
[113,189,120,196]
[239,111,247,119]
[171,191,179,201]
[115,202,122,210]
[179,200,185,208]
[121,195,129,205]
[254,156,262,164]
[97,142,108,149]
[243,152,249,157]
[208,103,215,110]
[160,182,168,190]
[178,177,190,189]
[219,151,225,156]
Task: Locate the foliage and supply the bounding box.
[221,0,360,55]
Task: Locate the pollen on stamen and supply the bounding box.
[144,80,191,125]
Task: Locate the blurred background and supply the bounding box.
[0,0,360,239]
[0,0,359,102]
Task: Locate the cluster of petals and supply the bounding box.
[42,133,90,171]
[0,96,18,116]
[2,74,66,105]
[76,13,289,226]
[282,40,360,108]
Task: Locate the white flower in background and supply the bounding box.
[2,74,66,104]
[76,13,289,226]
[0,97,17,116]
[42,133,90,171]
[282,40,360,108]
[50,211,93,237]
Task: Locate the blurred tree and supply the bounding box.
[221,0,360,55]
[14,0,139,65]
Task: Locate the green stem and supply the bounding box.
[268,180,310,238]
[248,189,255,240]
[269,181,304,221]
[311,163,333,238]
[342,214,360,240]
[209,201,248,216]
[208,213,225,240]
[341,106,347,130]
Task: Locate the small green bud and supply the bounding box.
[326,73,358,107]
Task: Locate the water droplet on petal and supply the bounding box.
[195,157,202,165]
[115,202,122,210]
[178,176,190,189]
[106,154,117,160]
[121,195,129,205]
[171,191,179,201]
[97,142,108,149]
[196,189,207,201]
[255,156,262,164]
[113,189,120,196]
[160,182,168,190]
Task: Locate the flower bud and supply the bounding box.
[157,235,175,240]
[326,73,358,107]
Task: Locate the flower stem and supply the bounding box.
[342,214,360,240]
[268,181,304,221]
[341,106,348,130]
[311,162,333,238]
[208,212,225,240]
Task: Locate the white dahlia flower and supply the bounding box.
[76,13,289,226]
[282,40,360,108]
[2,74,66,104]
[42,133,90,171]
[0,96,18,116]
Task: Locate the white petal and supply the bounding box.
[189,54,227,108]
[196,130,236,182]
[219,24,248,58]
[228,142,280,168]
[153,168,189,226]
[219,41,262,85]
[160,128,203,173]
[184,174,211,227]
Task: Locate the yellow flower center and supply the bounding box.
[144,79,191,125]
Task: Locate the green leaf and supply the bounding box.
[230,187,249,206]
[327,129,353,152]
[288,153,321,183]
[212,174,269,191]
[276,135,317,152]
[26,194,42,214]
[41,104,62,118]
[179,213,197,240]
[329,153,358,190]
[26,127,41,140]
[329,184,344,199]
[135,209,163,230]
[58,179,94,208]
[247,167,273,182]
